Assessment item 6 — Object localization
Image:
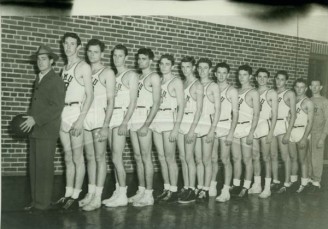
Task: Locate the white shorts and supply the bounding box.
[290,125,308,143]
[273,119,288,136]
[196,114,212,137]
[130,107,149,132]
[179,112,196,135]
[234,121,252,139]
[84,107,106,131]
[150,109,176,133]
[60,104,81,133]
[216,119,231,138]
[254,119,270,139]
[109,108,132,130]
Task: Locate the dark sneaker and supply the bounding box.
[62,198,79,211]
[155,189,169,203]
[178,188,189,200]
[237,187,248,198]
[289,182,299,192]
[196,190,209,202]
[178,189,196,204]
[307,184,321,194]
[277,185,291,194]
[296,184,312,194]
[53,197,69,208]
[230,186,242,196]
[270,183,281,193]
[160,191,178,204]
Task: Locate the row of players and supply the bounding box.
[23,32,328,212]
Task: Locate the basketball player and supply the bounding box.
[249,68,278,198]
[308,79,328,192]
[289,78,314,193]
[194,58,221,202]
[79,39,116,211]
[128,48,161,207]
[57,32,93,210]
[177,56,204,204]
[231,64,260,198]
[152,54,185,203]
[211,62,239,202]
[103,44,139,208]
[270,71,296,194]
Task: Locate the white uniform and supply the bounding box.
[254,89,272,139]
[151,76,178,133]
[109,69,134,129]
[234,88,254,139]
[290,97,309,142]
[130,72,155,131]
[84,67,107,131]
[216,85,232,138]
[61,61,84,133]
[198,82,215,137]
[273,89,290,136]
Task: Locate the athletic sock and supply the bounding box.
[233,179,241,187]
[170,186,178,192]
[71,189,82,199]
[183,186,188,190]
[284,182,291,187]
[197,185,204,190]
[164,183,170,190]
[254,176,261,185]
[115,183,119,190]
[301,178,309,186]
[203,187,209,191]
[312,181,320,187]
[95,186,103,197]
[144,189,153,197]
[243,180,251,189]
[138,186,146,192]
[264,178,272,191]
[222,185,230,193]
[88,184,96,194]
[290,175,298,183]
[210,181,217,188]
[273,179,280,184]
[65,187,74,197]
[189,186,195,190]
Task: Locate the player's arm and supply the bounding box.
[170,78,185,142]
[227,87,239,144]
[206,83,221,143]
[267,90,278,143]
[283,90,296,143]
[299,99,314,148]
[246,89,260,144]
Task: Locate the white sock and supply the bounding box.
[210,181,217,188]
[119,186,127,194]
[312,181,320,187]
[183,186,188,190]
[189,186,195,190]
[65,187,73,197]
[115,183,120,190]
[222,185,230,193]
[138,186,146,192]
[273,179,280,184]
[95,186,103,197]
[197,185,203,190]
[144,189,153,197]
[243,180,251,189]
[88,184,96,194]
[203,187,209,191]
[284,182,291,187]
[254,176,261,185]
[301,178,309,186]
[170,186,178,192]
[164,183,170,190]
[291,175,298,183]
[71,189,82,199]
[264,178,272,191]
[233,179,241,187]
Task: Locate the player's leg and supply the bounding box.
[249,138,262,194]
[296,140,310,193]
[270,136,281,192]
[276,135,292,194]
[195,137,204,194]
[210,138,219,197]
[259,137,272,198]
[289,141,299,186]
[177,133,189,196]
[310,132,324,190]
[239,137,253,198]
[231,137,242,195]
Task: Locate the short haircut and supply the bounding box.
[214,62,230,73]
[86,39,105,52]
[137,47,155,60]
[181,56,196,66]
[197,58,212,68]
[159,54,175,66]
[294,78,308,87]
[255,68,270,77]
[275,70,289,80]
[113,44,128,56]
[62,32,82,46]
[311,79,323,85]
[238,64,253,75]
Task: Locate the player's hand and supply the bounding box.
[282,133,290,144]
[137,125,149,137]
[96,127,109,142]
[186,130,195,144]
[225,133,233,145]
[169,128,179,142]
[298,137,307,149]
[246,133,254,145]
[118,123,128,136]
[266,132,274,144]
[20,116,35,132]
[70,119,83,137]
[317,138,325,148]
[205,130,215,143]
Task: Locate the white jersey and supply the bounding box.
[160,77,178,110]
[277,89,290,119]
[91,67,107,109]
[220,85,232,121]
[115,70,134,110]
[184,79,198,113]
[202,82,215,116]
[62,61,85,103]
[295,97,308,127]
[238,88,254,123]
[259,89,272,120]
[137,71,155,109]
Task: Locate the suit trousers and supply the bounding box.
[309,132,325,183]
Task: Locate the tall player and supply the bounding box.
[289,78,314,193]
[152,54,185,203]
[250,68,278,198]
[270,71,296,194]
[128,48,161,207]
[57,32,93,210]
[177,56,203,204]
[80,39,116,211]
[103,44,139,207]
[231,64,260,198]
[194,58,221,202]
[211,62,239,202]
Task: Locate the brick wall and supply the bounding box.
[2,16,328,175]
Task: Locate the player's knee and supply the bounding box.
[134,152,142,163]
[158,153,166,163]
[202,158,211,167]
[72,153,84,165]
[221,156,230,165]
[165,154,175,164]
[252,152,260,161]
[232,155,241,163]
[85,152,95,162]
[94,152,106,162]
[262,154,271,163]
[242,155,252,164]
[112,154,122,166]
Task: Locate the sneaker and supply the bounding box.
[82,195,101,211]
[155,189,169,203]
[237,188,248,198]
[178,188,189,199]
[133,195,154,207]
[79,193,95,207]
[53,196,69,207]
[62,198,79,211]
[161,191,179,204]
[216,191,230,203]
[102,190,118,205]
[209,186,217,197]
[178,189,196,204]
[307,184,321,194]
[277,185,291,194]
[105,194,128,207]
[248,184,262,194]
[128,190,145,204]
[230,186,242,196]
[289,182,299,192]
[259,190,271,199]
[296,184,312,194]
[270,183,281,193]
[196,190,209,202]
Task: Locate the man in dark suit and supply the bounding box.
[21,44,65,211]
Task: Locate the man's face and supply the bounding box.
[275,74,287,89]
[113,49,127,68]
[63,37,80,57]
[138,54,151,70]
[309,81,322,95]
[294,82,307,96]
[256,72,269,86]
[87,45,103,64]
[215,67,229,83]
[197,62,210,79]
[181,62,194,77]
[37,54,53,72]
[159,58,173,74]
[238,70,251,85]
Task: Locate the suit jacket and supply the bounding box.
[28,68,65,139]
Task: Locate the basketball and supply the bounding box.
[10,114,30,138]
